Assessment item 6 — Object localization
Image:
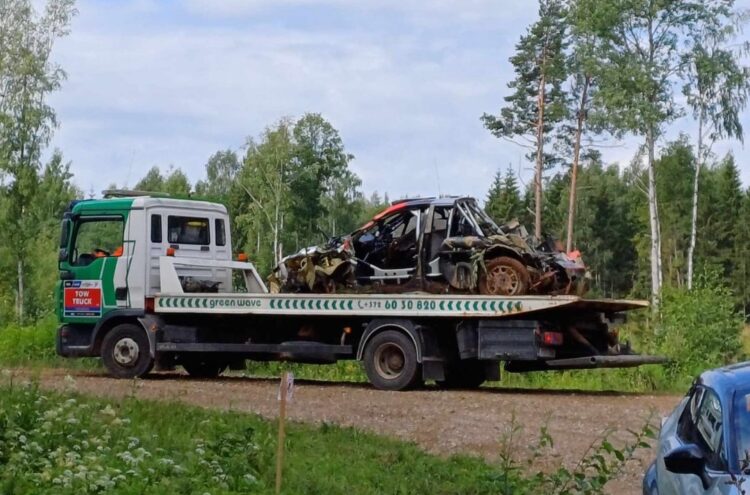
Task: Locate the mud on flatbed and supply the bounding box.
[17,368,679,495]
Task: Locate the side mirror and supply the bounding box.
[664,444,710,488]
[58,248,68,262]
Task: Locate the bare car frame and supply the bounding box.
[269,197,587,296]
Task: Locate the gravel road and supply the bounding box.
[14,369,681,495]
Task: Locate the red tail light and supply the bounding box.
[145,297,155,313]
[542,331,563,346]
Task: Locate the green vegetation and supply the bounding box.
[0,379,652,495]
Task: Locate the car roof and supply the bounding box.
[389,196,475,209]
[699,361,750,394]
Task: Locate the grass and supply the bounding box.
[0,317,98,371]
[0,376,515,495]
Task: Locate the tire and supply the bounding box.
[479,256,530,296]
[182,356,227,378]
[101,323,154,379]
[436,359,487,389]
[363,330,422,391]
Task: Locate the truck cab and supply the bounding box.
[57,193,233,356]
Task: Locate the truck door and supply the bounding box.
[60,214,127,323]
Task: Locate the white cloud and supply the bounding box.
[46,0,750,204]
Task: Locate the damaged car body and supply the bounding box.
[270,196,588,296]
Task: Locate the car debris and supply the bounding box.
[270,196,589,296]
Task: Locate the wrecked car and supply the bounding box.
[269,196,588,296]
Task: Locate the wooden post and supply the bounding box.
[275,371,289,494]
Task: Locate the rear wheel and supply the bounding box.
[479,257,530,296]
[436,359,487,389]
[101,324,154,379]
[182,356,227,378]
[363,330,422,391]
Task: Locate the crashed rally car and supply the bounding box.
[269,196,588,296]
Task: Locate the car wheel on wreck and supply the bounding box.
[478,256,530,296]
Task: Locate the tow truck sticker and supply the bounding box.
[63,280,102,317]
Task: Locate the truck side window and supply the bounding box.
[72,218,124,265]
[151,215,162,243]
[167,216,210,245]
[215,219,226,246]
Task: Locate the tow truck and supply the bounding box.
[55,192,664,390]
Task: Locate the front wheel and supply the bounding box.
[478,257,530,296]
[363,330,422,391]
[101,324,154,379]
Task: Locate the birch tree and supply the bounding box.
[482,0,568,239]
[0,0,76,323]
[592,0,732,308]
[683,16,749,289]
[235,121,294,269]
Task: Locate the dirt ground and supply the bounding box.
[11,368,680,495]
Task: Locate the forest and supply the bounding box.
[1,0,749,384]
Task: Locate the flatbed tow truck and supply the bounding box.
[55,193,664,390]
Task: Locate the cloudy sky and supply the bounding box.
[48,0,750,200]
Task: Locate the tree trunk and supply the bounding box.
[566,75,590,253]
[687,114,703,290]
[534,74,547,240]
[646,127,663,308]
[273,201,280,266]
[16,259,24,325]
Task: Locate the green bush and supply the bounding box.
[657,270,744,381]
[0,316,58,364]
[0,317,97,369]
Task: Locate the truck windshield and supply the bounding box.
[73,218,124,264]
[734,390,750,466]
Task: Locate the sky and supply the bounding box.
[47,0,750,201]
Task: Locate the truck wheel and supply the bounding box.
[436,360,486,389]
[101,324,154,379]
[479,257,530,296]
[182,357,227,379]
[363,330,422,391]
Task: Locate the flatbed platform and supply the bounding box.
[154,292,648,318]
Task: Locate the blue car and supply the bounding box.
[643,362,750,494]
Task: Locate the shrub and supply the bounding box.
[658,269,744,381]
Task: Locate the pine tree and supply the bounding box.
[482,0,568,239]
[484,167,522,224]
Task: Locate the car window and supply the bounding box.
[734,390,750,467]
[432,208,449,232]
[381,212,413,239]
[677,386,726,471]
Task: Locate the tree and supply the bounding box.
[482,0,568,239]
[683,15,749,289]
[134,166,164,192]
[561,0,613,252]
[162,167,191,196]
[233,120,294,271]
[0,0,76,323]
[194,150,240,200]
[484,166,522,223]
[592,0,733,307]
[289,113,357,246]
[134,165,191,196]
